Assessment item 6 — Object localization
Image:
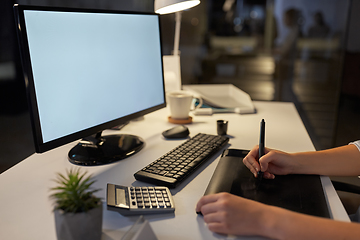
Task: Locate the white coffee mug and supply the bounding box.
[167,91,203,119]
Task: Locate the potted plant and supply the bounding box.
[50,168,102,240]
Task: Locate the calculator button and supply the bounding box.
[137,203,144,208]
[144,203,151,208]
[132,201,136,206]
[165,202,171,207]
[158,202,164,208]
[151,202,158,208]
[143,198,150,202]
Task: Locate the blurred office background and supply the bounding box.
[1,0,360,194]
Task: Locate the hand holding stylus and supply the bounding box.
[243,145,295,179]
[244,119,319,179]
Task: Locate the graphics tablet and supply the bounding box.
[204,149,330,218]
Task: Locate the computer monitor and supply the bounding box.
[14,5,166,165]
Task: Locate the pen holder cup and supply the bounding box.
[217,120,228,135]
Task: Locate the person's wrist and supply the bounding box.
[291,152,312,174]
[287,152,303,174]
[260,205,290,240]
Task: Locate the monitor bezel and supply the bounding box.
[14,4,166,153]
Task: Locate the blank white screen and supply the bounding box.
[24,10,164,143]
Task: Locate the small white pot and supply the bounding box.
[54,203,103,240]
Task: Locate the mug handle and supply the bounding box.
[190,95,203,111]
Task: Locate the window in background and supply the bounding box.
[188,0,351,151]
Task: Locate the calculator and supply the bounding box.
[106,183,175,215]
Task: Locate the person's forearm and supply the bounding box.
[262,206,360,240]
[290,145,360,176]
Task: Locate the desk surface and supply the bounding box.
[0,101,349,240]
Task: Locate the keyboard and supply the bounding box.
[134,133,229,188]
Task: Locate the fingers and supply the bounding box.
[258,147,274,172]
[196,192,235,216]
[197,193,233,225]
[197,193,262,236]
[204,214,232,235]
[243,146,260,177]
[196,193,222,213]
[263,171,275,179]
[201,211,231,235]
[207,222,228,235]
[243,146,276,179]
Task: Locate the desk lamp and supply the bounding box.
[154,0,200,92]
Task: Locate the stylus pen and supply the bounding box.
[258,119,265,180]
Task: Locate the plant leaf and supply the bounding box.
[49,168,101,213]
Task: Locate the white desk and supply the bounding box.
[0,101,349,240]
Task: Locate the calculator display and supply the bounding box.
[116,187,129,209]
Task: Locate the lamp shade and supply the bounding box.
[154,0,200,15]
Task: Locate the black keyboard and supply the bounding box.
[134,133,229,188]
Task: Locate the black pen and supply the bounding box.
[258,119,265,180]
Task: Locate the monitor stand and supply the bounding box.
[68,131,144,166]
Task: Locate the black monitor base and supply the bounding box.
[68,133,144,166]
